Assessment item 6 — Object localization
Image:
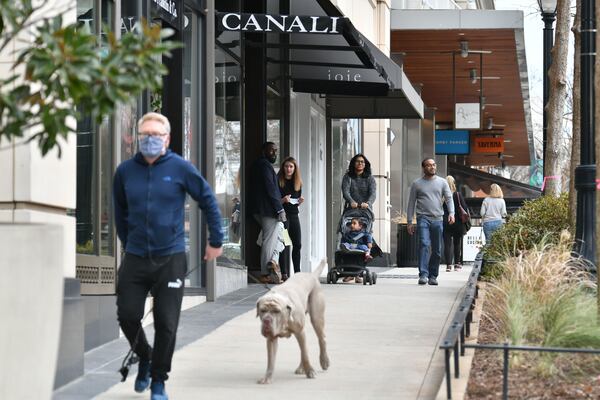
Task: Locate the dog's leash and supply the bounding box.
[119,253,272,382]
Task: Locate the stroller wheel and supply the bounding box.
[328,271,338,284]
[363,271,369,285]
[371,272,377,285]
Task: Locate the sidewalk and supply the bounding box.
[54,266,471,400]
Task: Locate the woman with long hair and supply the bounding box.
[277,157,304,280]
[480,183,507,242]
[340,153,376,283]
[443,175,469,272]
[342,153,376,212]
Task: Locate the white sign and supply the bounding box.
[455,103,480,129]
[216,13,344,34]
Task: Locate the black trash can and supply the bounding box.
[396,223,419,267]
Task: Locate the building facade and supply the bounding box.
[1,0,534,391]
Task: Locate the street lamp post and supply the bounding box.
[574,0,596,266]
[537,0,557,181]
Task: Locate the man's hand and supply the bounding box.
[350,202,358,209]
[448,215,455,225]
[407,224,415,235]
[360,202,369,209]
[204,244,223,261]
[278,211,287,223]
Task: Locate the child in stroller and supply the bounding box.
[340,218,374,262]
[326,208,381,285]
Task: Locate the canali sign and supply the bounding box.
[216,12,346,34]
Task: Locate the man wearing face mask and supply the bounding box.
[113,112,223,400]
[248,141,286,284]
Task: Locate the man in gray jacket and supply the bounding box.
[407,158,455,286]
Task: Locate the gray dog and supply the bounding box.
[256,259,330,384]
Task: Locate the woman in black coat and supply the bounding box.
[277,157,304,279]
[443,175,469,272]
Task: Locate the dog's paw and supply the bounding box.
[294,365,305,375]
[305,367,316,379]
[257,376,272,384]
[320,354,330,370]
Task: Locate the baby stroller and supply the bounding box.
[326,208,382,285]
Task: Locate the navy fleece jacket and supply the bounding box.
[113,150,223,257]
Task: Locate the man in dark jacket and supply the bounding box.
[113,112,223,400]
[249,142,286,284]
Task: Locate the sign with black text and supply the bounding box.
[216,12,346,34]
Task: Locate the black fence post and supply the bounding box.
[460,325,466,356]
[445,348,452,400]
[454,340,460,378]
[502,342,510,400]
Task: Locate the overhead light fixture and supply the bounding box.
[469,68,477,84]
[460,40,469,58]
[486,117,494,130]
[480,95,486,110]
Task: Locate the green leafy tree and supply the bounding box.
[0,1,179,155]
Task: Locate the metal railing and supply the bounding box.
[440,254,600,400]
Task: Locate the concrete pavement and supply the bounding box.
[54,266,471,400]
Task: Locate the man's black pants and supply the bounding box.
[116,252,187,381]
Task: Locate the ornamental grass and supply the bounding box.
[483,233,600,375]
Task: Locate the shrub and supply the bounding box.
[484,240,600,375]
[482,193,570,277]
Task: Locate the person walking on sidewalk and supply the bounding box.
[480,183,507,242]
[277,156,304,279]
[249,142,287,284]
[407,158,455,286]
[113,112,223,400]
[341,153,376,283]
[443,175,469,272]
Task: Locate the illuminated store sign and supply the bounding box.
[216,13,346,34]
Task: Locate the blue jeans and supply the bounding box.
[417,216,444,279]
[483,220,503,242]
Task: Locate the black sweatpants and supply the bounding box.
[281,213,302,275]
[443,229,463,266]
[116,252,187,381]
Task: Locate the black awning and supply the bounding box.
[215,1,424,119]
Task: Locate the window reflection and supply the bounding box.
[215,46,242,262]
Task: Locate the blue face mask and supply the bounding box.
[139,135,165,158]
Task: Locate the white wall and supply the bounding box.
[289,93,327,272]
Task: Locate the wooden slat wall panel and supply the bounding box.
[392,29,530,166]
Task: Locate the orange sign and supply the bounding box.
[473,137,504,153]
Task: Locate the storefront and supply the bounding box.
[61,0,424,388]
[210,0,424,276]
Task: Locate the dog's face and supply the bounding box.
[256,293,293,338]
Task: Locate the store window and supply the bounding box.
[182,6,204,286]
[73,0,116,257]
[329,118,362,255]
[215,43,243,263]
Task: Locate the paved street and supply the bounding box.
[54,266,471,400]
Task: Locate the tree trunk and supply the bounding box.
[595,0,600,287]
[545,0,572,196]
[570,0,581,232]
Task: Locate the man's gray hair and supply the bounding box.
[138,112,171,134]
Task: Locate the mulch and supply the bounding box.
[464,296,600,399]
